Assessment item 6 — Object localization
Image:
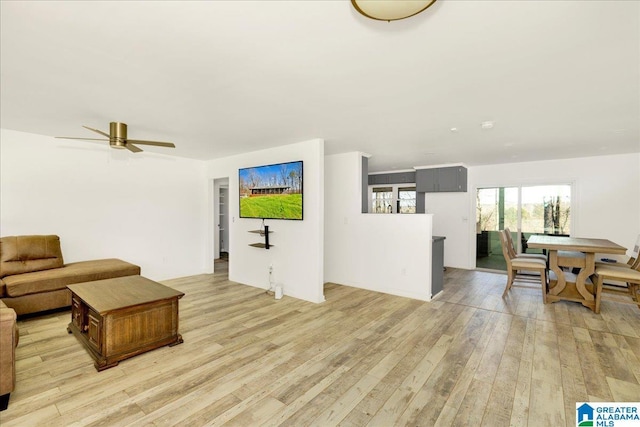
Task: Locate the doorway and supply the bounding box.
[213,178,230,262]
[219,187,229,259]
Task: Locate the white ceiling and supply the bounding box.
[1,1,638,172]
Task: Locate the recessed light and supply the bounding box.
[450,127,458,132]
[481,121,494,130]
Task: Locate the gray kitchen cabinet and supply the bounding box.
[416,168,438,192]
[368,174,388,185]
[416,166,467,192]
[437,166,467,192]
[368,171,416,185]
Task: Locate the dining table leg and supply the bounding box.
[576,252,596,305]
[548,250,566,295]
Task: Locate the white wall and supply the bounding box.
[425,192,471,269]
[430,153,640,268]
[0,128,208,280]
[325,152,433,301]
[206,139,324,303]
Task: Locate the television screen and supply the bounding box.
[239,160,303,220]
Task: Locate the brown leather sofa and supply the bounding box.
[0,235,141,410]
[0,300,18,411]
[0,235,141,315]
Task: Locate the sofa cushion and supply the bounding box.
[3,258,141,297]
[0,235,64,278]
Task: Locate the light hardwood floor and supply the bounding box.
[1,262,639,426]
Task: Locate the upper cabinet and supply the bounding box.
[369,174,389,185]
[369,167,466,192]
[416,168,438,192]
[368,171,416,186]
[416,166,467,192]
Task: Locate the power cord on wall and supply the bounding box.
[266,265,275,296]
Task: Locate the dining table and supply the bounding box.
[526,235,627,311]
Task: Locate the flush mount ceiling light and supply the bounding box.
[351,0,438,22]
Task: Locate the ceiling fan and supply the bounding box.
[56,122,175,153]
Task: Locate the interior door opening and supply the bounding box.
[219,186,229,259]
[213,177,230,264]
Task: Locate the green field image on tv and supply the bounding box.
[240,194,302,220]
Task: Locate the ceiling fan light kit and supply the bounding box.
[351,0,437,22]
[56,122,175,153]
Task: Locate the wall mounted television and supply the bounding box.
[239,160,303,220]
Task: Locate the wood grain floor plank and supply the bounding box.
[527,378,566,426]
[2,264,639,427]
[63,396,145,427]
[308,373,381,427]
[0,404,60,427]
[218,396,285,427]
[589,330,638,384]
[473,312,512,384]
[165,393,242,427]
[509,318,537,427]
[531,320,562,386]
[606,376,640,402]
[396,309,494,426]
[556,323,588,427]
[265,365,350,427]
[575,338,614,401]
[481,353,519,425]
[614,335,640,384]
[340,302,464,426]
[451,378,493,426]
[365,334,453,426]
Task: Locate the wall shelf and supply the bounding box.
[249,243,274,249]
[248,226,273,249]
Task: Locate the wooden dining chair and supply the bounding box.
[596,234,640,270]
[504,228,547,262]
[499,230,548,302]
[593,261,640,314]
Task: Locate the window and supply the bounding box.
[371,187,393,213]
[476,184,572,270]
[398,187,416,214]
[370,185,416,214]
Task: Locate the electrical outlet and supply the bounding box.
[269,265,273,273]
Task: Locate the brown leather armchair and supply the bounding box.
[0,300,18,411]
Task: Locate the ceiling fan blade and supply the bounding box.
[125,143,143,153]
[127,139,175,148]
[55,136,109,141]
[82,125,110,138]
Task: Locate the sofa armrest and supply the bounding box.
[0,303,18,398]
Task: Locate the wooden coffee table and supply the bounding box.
[67,275,184,371]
